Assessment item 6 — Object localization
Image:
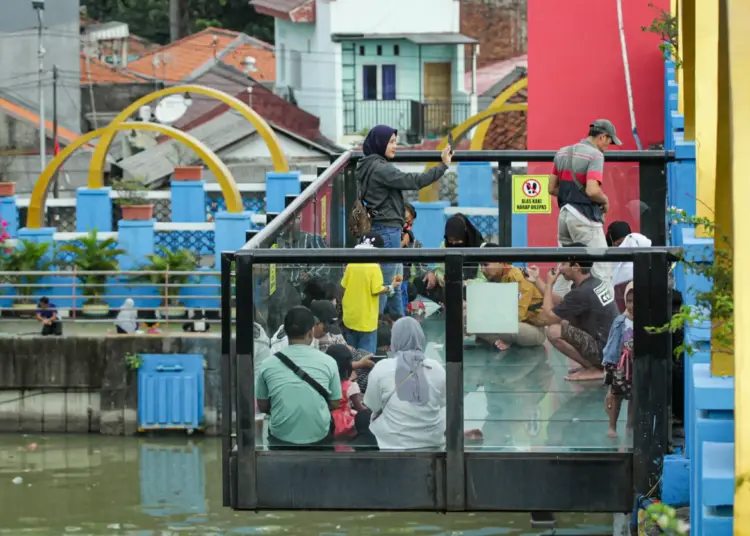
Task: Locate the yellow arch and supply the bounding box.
[28,121,242,229]
[418,102,528,201]
[87,84,289,189]
[470,77,528,151]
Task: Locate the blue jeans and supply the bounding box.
[345,328,377,355]
[371,224,404,318]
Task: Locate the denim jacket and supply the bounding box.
[602,314,632,366]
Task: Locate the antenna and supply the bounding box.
[242,56,258,73]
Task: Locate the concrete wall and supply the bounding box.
[0,335,224,436]
[0,0,81,135]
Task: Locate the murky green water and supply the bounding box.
[0,435,616,535]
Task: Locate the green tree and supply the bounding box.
[81,0,275,45]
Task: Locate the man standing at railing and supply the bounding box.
[36,297,63,336]
[548,120,622,294]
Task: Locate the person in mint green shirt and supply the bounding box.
[256,306,342,449]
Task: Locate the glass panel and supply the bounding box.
[239,252,669,454]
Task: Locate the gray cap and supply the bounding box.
[590,119,622,146]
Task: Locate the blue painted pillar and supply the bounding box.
[0,196,19,238]
[670,140,696,245]
[410,201,449,248]
[76,187,113,232]
[118,219,155,270]
[214,211,252,266]
[171,180,207,223]
[457,162,494,207]
[18,226,55,245]
[266,171,301,213]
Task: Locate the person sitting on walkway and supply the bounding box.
[418,214,487,304]
[256,306,342,450]
[534,243,618,381]
[476,244,546,350]
[352,321,391,395]
[548,119,622,294]
[310,299,346,353]
[356,125,452,317]
[37,297,62,336]
[364,317,447,450]
[115,298,138,334]
[327,344,372,440]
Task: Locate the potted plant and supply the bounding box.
[0,240,55,312]
[113,177,153,221]
[133,247,198,318]
[0,154,16,197]
[168,144,202,181]
[58,229,126,316]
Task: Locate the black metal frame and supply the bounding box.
[221,246,679,513]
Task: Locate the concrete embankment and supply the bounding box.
[0,335,223,435]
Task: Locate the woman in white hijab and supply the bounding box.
[115,299,138,334]
[363,316,446,449]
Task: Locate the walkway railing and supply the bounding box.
[221,245,680,512]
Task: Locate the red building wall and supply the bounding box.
[525,0,668,247]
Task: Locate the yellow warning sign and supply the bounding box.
[269,244,278,296]
[512,174,551,214]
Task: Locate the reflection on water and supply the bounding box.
[0,435,615,535]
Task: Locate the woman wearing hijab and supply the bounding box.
[363,316,447,449]
[115,299,138,334]
[420,213,487,295]
[357,125,453,317]
[605,220,653,312]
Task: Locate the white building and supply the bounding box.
[251,0,478,143]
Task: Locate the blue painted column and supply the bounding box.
[670,140,696,245]
[0,196,18,238]
[18,226,55,245]
[457,162,494,207]
[76,187,113,232]
[410,201,449,248]
[266,171,301,213]
[171,181,207,223]
[214,211,252,266]
[118,219,155,270]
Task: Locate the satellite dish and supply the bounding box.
[154,94,188,125]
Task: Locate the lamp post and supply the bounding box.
[32,0,46,174]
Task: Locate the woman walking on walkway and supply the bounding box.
[356,125,453,317]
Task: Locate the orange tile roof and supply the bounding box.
[125,27,275,83]
[80,54,147,85]
[0,97,82,145]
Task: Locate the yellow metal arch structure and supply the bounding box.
[418,102,528,201]
[87,84,289,189]
[27,121,242,229]
[470,77,528,151]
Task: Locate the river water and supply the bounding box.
[0,435,619,535]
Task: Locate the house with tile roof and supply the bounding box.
[251,0,479,143]
[123,27,276,85]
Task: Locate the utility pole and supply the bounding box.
[52,65,59,198]
[32,0,46,174]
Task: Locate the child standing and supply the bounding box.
[602,281,635,438]
[341,232,400,355]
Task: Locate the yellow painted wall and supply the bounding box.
[680,0,696,141]
[729,0,750,528]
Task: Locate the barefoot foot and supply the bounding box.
[494,340,510,351]
[607,428,618,439]
[565,368,605,382]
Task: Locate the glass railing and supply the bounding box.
[222,245,679,512]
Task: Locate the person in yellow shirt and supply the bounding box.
[342,233,401,354]
[475,243,547,350]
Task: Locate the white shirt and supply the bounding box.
[612,233,652,286]
[363,357,447,450]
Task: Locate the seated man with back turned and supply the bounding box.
[533,243,618,381]
[256,306,342,450]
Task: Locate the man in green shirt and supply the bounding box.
[256,306,342,449]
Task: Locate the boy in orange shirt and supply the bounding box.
[341,232,401,354]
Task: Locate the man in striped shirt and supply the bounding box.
[548,119,622,292]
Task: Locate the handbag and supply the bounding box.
[275,351,336,436]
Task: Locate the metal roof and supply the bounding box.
[331,32,478,45]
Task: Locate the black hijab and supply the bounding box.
[362,125,397,157]
[445,214,484,247]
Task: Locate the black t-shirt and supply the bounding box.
[553,276,618,348]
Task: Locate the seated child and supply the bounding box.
[341,232,400,354]
[602,281,635,438]
[327,344,370,439]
